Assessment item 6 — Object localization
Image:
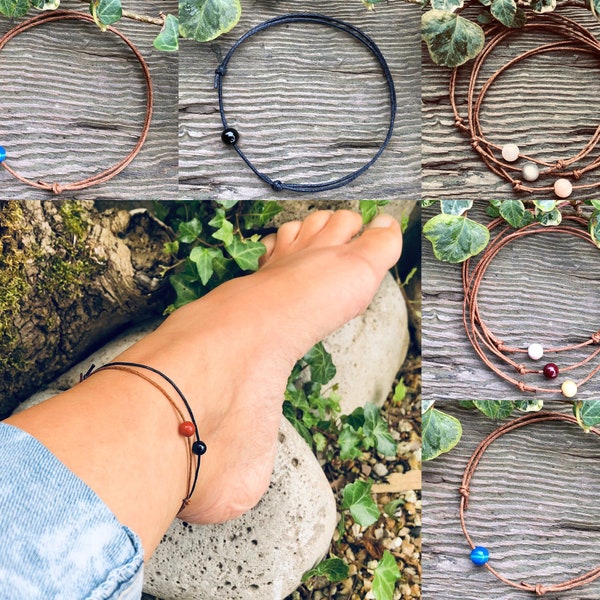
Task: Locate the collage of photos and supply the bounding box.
[1,0,600,599]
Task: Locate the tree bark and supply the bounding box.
[0,200,174,418]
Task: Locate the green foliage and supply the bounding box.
[424,200,600,263]
[341,480,380,526]
[359,200,389,224]
[90,0,122,28]
[422,212,490,263]
[421,10,485,68]
[574,400,600,430]
[178,0,242,42]
[154,14,180,51]
[373,551,401,600]
[301,557,349,584]
[422,405,462,460]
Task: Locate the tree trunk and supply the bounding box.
[0,200,174,418]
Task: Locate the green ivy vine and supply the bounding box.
[422,200,600,460]
[422,0,600,67]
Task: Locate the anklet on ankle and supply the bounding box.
[81,361,206,512]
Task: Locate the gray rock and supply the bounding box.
[143,417,336,600]
[324,272,408,414]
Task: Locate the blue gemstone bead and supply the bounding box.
[0,146,6,163]
[470,546,490,566]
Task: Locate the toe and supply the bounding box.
[311,210,364,246]
[351,213,403,275]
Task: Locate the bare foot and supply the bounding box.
[117,210,403,525]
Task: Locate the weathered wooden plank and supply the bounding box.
[422,7,600,200]
[422,201,600,400]
[423,401,600,600]
[0,0,178,200]
[179,0,421,201]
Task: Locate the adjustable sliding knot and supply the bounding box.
[214,65,226,88]
[534,584,548,596]
[592,331,600,344]
[458,486,470,508]
[555,159,567,170]
[515,364,527,374]
[51,182,64,195]
[495,340,507,352]
[271,180,284,191]
[517,381,526,392]
[512,180,524,192]
[573,169,583,180]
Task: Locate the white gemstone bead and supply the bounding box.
[522,162,539,182]
[527,343,544,361]
[561,380,578,398]
[554,178,572,199]
[501,143,520,162]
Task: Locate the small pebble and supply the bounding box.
[373,463,389,477]
[554,178,573,198]
[501,143,520,162]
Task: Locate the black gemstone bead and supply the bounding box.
[192,440,207,456]
[221,128,239,145]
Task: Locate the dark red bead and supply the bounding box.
[221,127,239,145]
[543,363,559,379]
[179,421,196,437]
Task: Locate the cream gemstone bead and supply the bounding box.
[501,143,520,162]
[527,343,544,361]
[522,162,540,182]
[561,379,578,398]
[554,178,572,199]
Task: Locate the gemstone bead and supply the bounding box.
[470,546,490,566]
[0,146,5,163]
[554,178,572,199]
[543,363,559,379]
[528,343,544,361]
[192,440,207,456]
[179,421,196,437]
[521,162,539,182]
[501,143,520,162]
[221,127,239,145]
[561,379,578,398]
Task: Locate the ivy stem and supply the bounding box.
[77,1,165,27]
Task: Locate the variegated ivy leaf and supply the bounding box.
[490,0,526,28]
[0,0,30,18]
[179,0,241,42]
[31,0,60,9]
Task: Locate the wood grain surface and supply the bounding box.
[422,201,600,401]
[179,0,421,201]
[0,0,178,200]
[423,401,600,600]
[422,5,600,201]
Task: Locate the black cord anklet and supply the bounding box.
[214,13,397,193]
[81,361,207,511]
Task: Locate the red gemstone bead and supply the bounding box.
[179,421,196,437]
[543,363,559,379]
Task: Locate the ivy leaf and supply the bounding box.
[372,551,401,600]
[225,236,266,271]
[169,270,202,309]
[440,200,473,216]
[499,200,534,228]
[283,402,314,448]
[302,557,349,583]
[363,403,397,457]
[531,0,556,12]
[189,246,221,286]
[339,426,364,460]
[422,10,485,68]
[422,399,435,413]
[31,0,60,8]
[473,400,515,419]
[215,200,238,210]
[154,14,179,52]
[431,0,465,10]
[490,0,526,28]
[359,200,389,224]
[342,480,380,527]
[514,399,544,412]
[304,342,336,385]
[535,207,562,226]
[209,209,234,246]
[422,408,462,460]
[177,217,203,244]
[90,0,122,28]
[587,201,600,210]
[0,0,30,18]
[533,200,557,213]
[243,201,282,229]
[423,213,490,263]
[575,400,600,428]
[589,210,600,249]
[179,0,242,42]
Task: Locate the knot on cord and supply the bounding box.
[517,381,526,392]
[214,65,226,87]
[573,169,583,180]
[271,180,284,191]
[512,180,524,192]
[515,364,527,374]
[51,182,64,195]
[535,584,548,596]
[592,331,600,344]
[496,340,507,352]
[555,159,567,170]
[458,486,470,508]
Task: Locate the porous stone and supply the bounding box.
[323,272,409,413]
[143,417,336,600]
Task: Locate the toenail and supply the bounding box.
[369,214,395,229]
